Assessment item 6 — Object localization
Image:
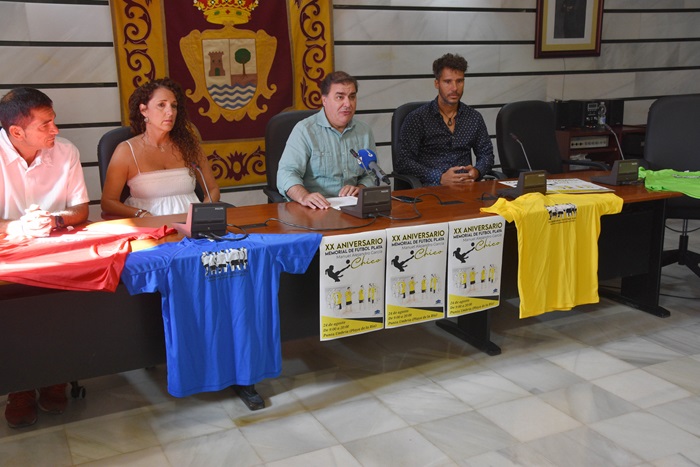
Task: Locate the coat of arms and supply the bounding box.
[181,0,276,123]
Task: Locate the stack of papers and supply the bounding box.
[499,178,614,194]
[326,196,358,210]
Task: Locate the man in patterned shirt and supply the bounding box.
[397,53,494,186]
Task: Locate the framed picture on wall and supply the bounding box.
[535,0,604,58]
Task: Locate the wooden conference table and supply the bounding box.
[0,172,679,394]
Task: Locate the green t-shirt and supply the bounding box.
[639,167,700,199]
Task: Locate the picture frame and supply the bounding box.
[535,0,604,58]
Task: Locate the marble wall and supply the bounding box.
[1,0,699,211]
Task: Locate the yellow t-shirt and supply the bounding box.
[481,192,623,318]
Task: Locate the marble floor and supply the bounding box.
[2,221,700,466]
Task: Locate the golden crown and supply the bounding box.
[193,0,259,25]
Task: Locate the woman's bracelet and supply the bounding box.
[134,209,148,218]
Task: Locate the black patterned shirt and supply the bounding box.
[397,98,495,186]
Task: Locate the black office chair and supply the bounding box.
[390,102,425,191]
[97,126,134,203]
[496,100,608,178]
[644,94,700,279]
[263,109,316,203]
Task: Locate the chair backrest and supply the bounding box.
[391,101,427,190]
[645,94,700,172]
[496,100,564,178]
[97,126,134,202]
[644,94,700,217]
[264,109,316,202]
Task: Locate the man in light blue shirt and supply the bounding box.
[276,71,377,209]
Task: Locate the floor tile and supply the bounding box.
[592,368,691,409]
[489,357,585,394]
[643,357,700,394]
[546,347,636,380]
[438,369,530,410]
[162,428,261,466]
[312,396,407,443]
[590,412,700,461]
[265,445,361,467]
[79,446,170,467]
[647,396,700,437]
[0,428,73,466]
[539,381,639,424]
[147,398,235,445]
[65,411,160,464]
[477,396,581,443]
[644,325,700,356]
[526,426,643,467]
[462,443,559,467]
[343,426,454,467]
[414,411,519,461]
[598,335,684,367]
[238,412,336,463]
[376,382,471,425]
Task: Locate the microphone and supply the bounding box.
[357,149,391,185]
[350,148,379,186]
[350,149,379,186]
[509,133,533,171]
[603,123,625,160]
[191,163,213,202]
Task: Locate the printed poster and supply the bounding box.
[385,223,448,328]
[319,231,386,341]
[447,216,506,317]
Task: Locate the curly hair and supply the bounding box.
[128,77,201,172]
[432,53,468,79]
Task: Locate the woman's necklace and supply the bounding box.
[142,133,167,152]
[439,107,457,127]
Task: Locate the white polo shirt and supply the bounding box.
[0,128,89,220]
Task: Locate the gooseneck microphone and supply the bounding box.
[603,123,626,160]
[350,148,379,186]
[357,149,391,185]
[191,163,213,202]
[509,133,533,171]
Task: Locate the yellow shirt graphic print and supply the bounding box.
[482,192,623,318]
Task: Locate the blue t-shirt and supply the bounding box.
[121,233,322,397]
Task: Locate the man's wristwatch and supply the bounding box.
[54,215,66,230]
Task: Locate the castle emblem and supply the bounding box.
[180,0,277,122]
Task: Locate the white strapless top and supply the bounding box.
[123,140,199,215]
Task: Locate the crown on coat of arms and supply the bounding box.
[193,0,259,25]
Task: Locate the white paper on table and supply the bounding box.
[327,196,358,210]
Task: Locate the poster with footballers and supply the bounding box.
[447,216,506,317]
[385,223,448,328]
[319,231,386,341]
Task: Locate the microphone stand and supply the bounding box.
[192,163,213,202]
[509,133,533,171]
[603,123,626,160]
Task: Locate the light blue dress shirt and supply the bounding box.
[276,110,377,199]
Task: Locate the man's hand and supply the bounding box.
[20,205,53,237]
[338,185,361,197]
[440,165,480,186]
[300,192,331,209]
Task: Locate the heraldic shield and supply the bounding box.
[180,23,277,123]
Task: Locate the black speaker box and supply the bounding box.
[606,99,624,126]
[552,100,583,129]
[551,99,625,129]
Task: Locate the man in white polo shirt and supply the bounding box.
[0,87,89,428]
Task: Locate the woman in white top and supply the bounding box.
[101,77,220,218]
